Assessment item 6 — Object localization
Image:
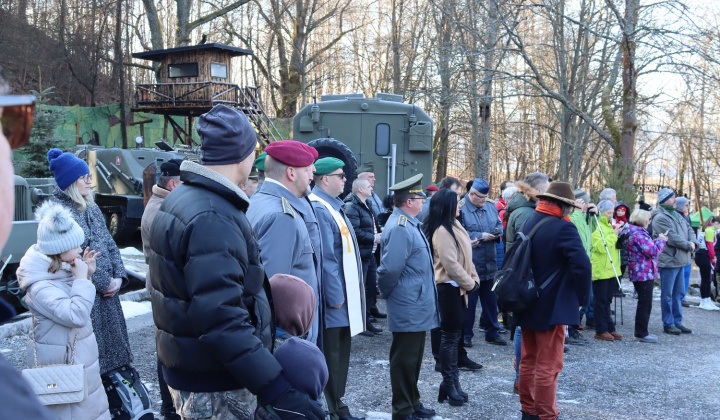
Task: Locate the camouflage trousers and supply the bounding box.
[168,386,257,420]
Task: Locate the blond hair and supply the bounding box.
[629,209,651,227]
[64,179,94,211]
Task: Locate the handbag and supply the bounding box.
[21,317,87,406]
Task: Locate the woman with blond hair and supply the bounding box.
[47,149,133,414]
[626,209,667,343]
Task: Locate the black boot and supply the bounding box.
[438,330,464,406]
[451,336,468,402]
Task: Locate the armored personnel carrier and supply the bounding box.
[74,143,199,243]
[293,93,433,198]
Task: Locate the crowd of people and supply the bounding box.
[2,97,720,420]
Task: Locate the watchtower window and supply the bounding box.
[375,123,391,156]
[211,63,228,79]
[168,63,198,78]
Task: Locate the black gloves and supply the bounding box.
[265,387,326,419]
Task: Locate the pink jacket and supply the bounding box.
[626,223,666,282]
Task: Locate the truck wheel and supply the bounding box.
[307,138,358,199]
[109,212,137,245]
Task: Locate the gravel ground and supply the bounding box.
[2,250,719,420]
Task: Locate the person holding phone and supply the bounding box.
[458,178,506,348]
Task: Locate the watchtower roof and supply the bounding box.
[132,43,253,62]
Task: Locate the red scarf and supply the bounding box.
[536,200,571,222]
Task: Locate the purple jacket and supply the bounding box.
[626,223,666,282]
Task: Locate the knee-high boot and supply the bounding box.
[438,330,464,406]
[452,335,468,402]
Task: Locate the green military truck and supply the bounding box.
[293,93,434,198]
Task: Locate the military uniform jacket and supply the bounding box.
[377,208,439,333]
[310,187,365,330]
[459,199,503,281]
[248,180,324,345]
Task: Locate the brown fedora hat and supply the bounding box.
[536,181,582,208]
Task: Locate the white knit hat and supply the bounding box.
[35,201,85,255]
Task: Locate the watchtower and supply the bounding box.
[131,43,281,146]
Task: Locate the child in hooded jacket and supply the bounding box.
[17,201,109,420]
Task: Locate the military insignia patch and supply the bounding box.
[281,197,296,218]
[398,215,408,227]
[459,199,466,207]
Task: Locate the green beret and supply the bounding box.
[254,151,267,172]
[314,157,345,175]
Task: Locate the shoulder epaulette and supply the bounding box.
[398,215,408,227]
[459,199,466,208]
[281,197,296,219]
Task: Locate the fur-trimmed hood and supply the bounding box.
[180,160,250,206]
[515,181,540,202]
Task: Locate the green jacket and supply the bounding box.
[505,192,537,250]
[570,210,592,257]
[590,216,620,281]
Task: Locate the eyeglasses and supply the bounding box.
[81,174,92,183]
[326,173,346,179]
[471,192,488,200]
[0,95,36,150]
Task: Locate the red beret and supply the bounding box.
[426,184,439,192]
[265,140,318,167]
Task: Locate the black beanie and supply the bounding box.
[196,105,256,165]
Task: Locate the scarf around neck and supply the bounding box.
[536,200,571,222]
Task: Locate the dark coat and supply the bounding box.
[515,212,592,331]
[53,189,132,374]
[149,161,280,394]
[343,193,377,261]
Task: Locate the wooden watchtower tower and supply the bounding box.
[131,43,281,146]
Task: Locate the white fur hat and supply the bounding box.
[35,201,85,255]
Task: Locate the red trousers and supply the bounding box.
[519,325,565,420]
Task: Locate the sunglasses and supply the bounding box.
[0,95,36,150]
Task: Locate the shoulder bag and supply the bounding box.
[21,317,87,405]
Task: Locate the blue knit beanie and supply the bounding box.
[47,148,89,191]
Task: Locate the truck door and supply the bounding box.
[360,114,406,196]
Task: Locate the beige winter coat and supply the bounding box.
[17,245,110,420]
[431,220,480,305]
[141,184,170,291]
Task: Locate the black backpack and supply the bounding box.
[492,217,560,312]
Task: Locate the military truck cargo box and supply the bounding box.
[293,94,433,198]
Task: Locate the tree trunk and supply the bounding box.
[620,0,639,186]
[114,0,128,148]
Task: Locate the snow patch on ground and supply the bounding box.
[372,359,389,366]
[121,301,152,319]
[0,348,10,353]
[120,247,144,257]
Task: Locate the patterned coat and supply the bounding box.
[626,223,666,282]
[53,189,133,374]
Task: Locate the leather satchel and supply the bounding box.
[21,318,87,405]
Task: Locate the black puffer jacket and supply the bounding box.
[149,161,280,395]
[344,193,377,261]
